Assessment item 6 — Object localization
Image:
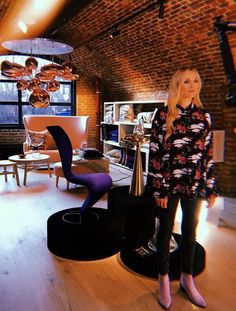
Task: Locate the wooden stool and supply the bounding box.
[0,160,20,186]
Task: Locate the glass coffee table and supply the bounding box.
[8,154,51,186]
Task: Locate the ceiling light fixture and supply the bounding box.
[18,20,27,34]
[1,38,79,108]
[158,0,165,19]
[110,29,121,38]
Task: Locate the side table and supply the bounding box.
[108,185,156,248]
[8,154,51,186]
[0,160,20,186]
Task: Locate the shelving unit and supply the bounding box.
[101,100,166,174]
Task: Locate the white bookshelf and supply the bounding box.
[101,100,166,174]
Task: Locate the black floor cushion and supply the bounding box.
[47,207,124,260]
[120,233,206,280]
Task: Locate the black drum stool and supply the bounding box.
[108,185,206,280]
[108,185,156,248]
[120,233,206,280]
[47,207,124,260]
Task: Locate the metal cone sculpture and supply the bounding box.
[122,118,145,196]
[129,139,144,196]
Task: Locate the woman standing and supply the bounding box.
[147,67,217,309]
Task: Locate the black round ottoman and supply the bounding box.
[108,185,156,248]
[47,207,124,260]
[120,233,206,280]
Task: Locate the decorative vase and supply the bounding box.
[129,117,145,196]
[129,140,144,196]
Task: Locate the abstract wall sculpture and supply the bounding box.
[214,16,236,106]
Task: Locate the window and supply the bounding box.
[0,55,75,127]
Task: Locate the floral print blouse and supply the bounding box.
[147,103,217,199]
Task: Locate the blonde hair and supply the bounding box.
[165,67,203,139]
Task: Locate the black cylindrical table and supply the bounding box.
[108,185,156,248]
[108,186,206,280]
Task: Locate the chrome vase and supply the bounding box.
[129,140,144,196]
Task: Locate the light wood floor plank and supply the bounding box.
[0,165,235,311]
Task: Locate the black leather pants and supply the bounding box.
[156,196,202,275]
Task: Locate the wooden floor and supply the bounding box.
[0,164,235,311]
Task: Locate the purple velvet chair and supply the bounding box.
[47,125,112,213]
[46,126,123,261]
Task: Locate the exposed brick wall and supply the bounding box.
[0,129,25,145]
[0,129,25,159]
[63,0,236,196]
[218,106,236,196]
[75,77,99,148]
[1,0,236,196]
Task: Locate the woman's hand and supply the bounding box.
[207,195,216,208]
[156,197,168,209]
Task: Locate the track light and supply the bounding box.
[159,0,165,19]
[110,29,120,38]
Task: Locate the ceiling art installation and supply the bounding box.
[0,38,79,108]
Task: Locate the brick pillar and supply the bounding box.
[95,80,102,150]
[217,107,236,196]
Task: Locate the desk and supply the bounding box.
[9,154,51,186]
